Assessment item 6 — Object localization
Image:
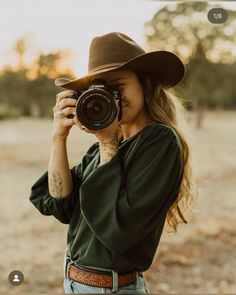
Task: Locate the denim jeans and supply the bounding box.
[63,250,149,294]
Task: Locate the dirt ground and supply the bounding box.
[0,111,235,294]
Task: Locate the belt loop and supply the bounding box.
[112,270,118,293]
[65,247,70,257]
[64,248,73,280]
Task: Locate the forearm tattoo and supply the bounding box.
[49,171,63,198]
[99,129,120,164]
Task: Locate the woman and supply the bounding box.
[30,32,194,293]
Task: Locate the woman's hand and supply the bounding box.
[52,90,77,140]
[74,110,122,165]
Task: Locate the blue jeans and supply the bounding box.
[63,251,149,294]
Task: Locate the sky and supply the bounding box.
[0,0,236,76]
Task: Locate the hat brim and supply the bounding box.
[55,51,185,90]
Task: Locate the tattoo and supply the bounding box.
[49,171,63,198]
[99,129,120,165]
[100,129,120,147]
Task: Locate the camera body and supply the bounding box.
[73,79,121,130]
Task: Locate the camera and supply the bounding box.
[72,79,121,130]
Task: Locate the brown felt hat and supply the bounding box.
[55,32,185,90]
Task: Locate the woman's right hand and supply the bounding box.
[52,90,77,140]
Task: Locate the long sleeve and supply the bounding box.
[29,165,82,224]
[29,143,99,224]
[80,124,183,254]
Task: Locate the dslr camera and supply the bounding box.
[71,79,122,130]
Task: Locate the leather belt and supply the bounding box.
[68,265,137,288]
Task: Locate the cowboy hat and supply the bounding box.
[55,32,185,90]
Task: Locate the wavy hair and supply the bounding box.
[137,72,195,233]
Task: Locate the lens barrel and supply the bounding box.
[75,82,120,130]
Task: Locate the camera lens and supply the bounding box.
[76,88,117,130]
[85,98,108,121]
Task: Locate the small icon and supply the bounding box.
[13,274,20,282]
[208,8,228,24]
[8,270,24,286]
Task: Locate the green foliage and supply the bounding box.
[0,70,73,118]
[145,2,236,109]
[0,69,29,115]
[0,46,74,118]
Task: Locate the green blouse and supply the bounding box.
[30,122,183,273]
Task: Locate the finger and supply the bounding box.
[53,105,58,113]
[79,125,97,134]
[73,116,88,131]
[61,118,75,127]
[73,114,81,126]
[56,90,75,102]
[55,107,75,119]
[54,109,65,119]
[60,106,76,117]
[58,98,77,109]
[72,114,99,133]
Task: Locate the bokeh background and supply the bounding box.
[0,0,236,294]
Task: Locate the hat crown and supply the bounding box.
[88,32,145,73]
[55,32,185,90]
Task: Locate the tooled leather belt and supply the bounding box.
[68,265,137,288]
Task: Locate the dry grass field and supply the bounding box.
[0,111,235,294]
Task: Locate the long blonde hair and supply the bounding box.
[137,72,195,233]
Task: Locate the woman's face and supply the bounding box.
[93,70,149,125]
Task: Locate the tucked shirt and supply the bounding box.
[29,122,183,273]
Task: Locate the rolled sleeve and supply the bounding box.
[29,165,82,224]
[29,142,100,224]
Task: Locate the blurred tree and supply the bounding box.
[13,37,28,69]
[0,48,74,118]
[144,1,236,128]
[26,50,74,117]
[0,69,28,118]
[35,51,70,78]
[27,75,58,117]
